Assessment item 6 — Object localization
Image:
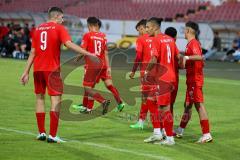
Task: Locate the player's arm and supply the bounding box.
[129,39,143,79]
[60,27,96,59]
[182,44,203,68]
[144,55,157,76]
[20,48,35,85]
[104,49,111,75]
[65,41,92,57]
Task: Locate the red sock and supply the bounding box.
[49,111,59,137]
[139,102,149,120]
[83,91,88,107]
[36,112,46,133]
[107,85,122,104]
[179,111,191,129]
[148,100,160,128]
[158,111,164,129]
[163,111,173,137]
[87,99,94,110]
[93,93,105,103]
[200,120,210,134]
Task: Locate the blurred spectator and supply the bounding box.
[0,23,10,41]
[12,25,29,59]
[221,32,240,62]
[232,31,240,62]
[205,31,221,60]
[24,23,30,37]
[1,23,31,59]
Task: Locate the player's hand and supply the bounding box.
[143,71,149,83]
[129,72,135,79]
[180,56,188,69]
[107,67,111,76]
[20,72,29,85]
[182,56,189,69]
[88,54,101,64]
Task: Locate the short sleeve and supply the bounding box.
[191,41,202,55]
[175,43,180,56]
[136,38,143,53]
[59,26,71,44]
[81,33,89,49]
[103,35,107,51]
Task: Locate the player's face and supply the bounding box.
[56,13,64,24]
[146,22,155,37]
[137,25,146,35]
[184,27,190,39]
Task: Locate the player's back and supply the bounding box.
[33,22,70,72]
[81,31,107,67]
[154,33,178,82]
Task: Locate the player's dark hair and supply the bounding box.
[135,19,147,30]
[48,7,63,16]
[147,17,163,27]
[186,21,200,40]
[165,27,177,39]
[97,18,102,28]
[87,17,101,28]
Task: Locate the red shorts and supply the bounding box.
[185,84,204,104]
[83,68,112,88]
[156,92,171,106]
[33,71,63,96]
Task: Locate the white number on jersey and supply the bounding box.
[40,31,47,51]
[167,44,172,64]
[94,40,102,56]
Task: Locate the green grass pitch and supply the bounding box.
[0,58,240,160]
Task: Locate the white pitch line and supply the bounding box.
[0,127,171,160]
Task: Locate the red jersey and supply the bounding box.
[153,33,179,82]
[185,39,204,86]
[32,22,71,72]
[81,31,107,68]
[136,34,156,76]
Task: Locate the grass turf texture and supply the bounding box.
[0,57,240,160]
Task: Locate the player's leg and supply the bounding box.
[72,91,89,111]
[175,102,193,138]
[35,94,47,141]
[194,86,212,143]
[82,68,110,115]
[103,77,124,112]
[33,71,47,141]
[175,84,193,138]
[130,85,150,129]
[130,94,148,129]
[47,95,65,143]
[44,71,65,143]
[80,91,95,114]
[144,100,163,143]
[155,105,175,145]
[84,86,110,115]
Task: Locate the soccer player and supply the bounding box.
[175,21,213,143]
[143,17,179,145]
[73,17,124,114]
[164,27,179,116]
[129,19,158,130]
[20,7,96,143]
